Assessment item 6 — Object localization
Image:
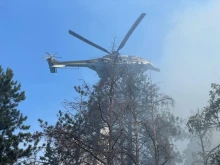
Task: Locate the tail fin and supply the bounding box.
[43,52,62,73]
[49,67,57,73]
[46,58,58,73]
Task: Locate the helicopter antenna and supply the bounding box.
[109,37,117,51]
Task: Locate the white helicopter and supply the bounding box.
[44,13,160,78]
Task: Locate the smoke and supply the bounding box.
[160,0,220,118]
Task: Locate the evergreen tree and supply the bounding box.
[0,66,36,164]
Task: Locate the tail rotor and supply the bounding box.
[42,52,62,60]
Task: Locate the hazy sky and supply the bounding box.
[1,0,218,135]
[160,0,220,119]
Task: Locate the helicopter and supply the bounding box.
[44,13,160,78]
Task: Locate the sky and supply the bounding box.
[160,0,220,119]
[1,0,219,156]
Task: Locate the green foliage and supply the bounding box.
[210,149,220,165]
[37,111,93,165]
[0,66,36,164]
[186,83,220,165]
[204,83,220,126]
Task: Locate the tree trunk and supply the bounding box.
[128,112,133,165]
[199,131,207,165]
[135,121,140,165]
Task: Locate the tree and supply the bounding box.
[36,52,184,165]
[186,110,214,165]
[112,68,184,165]
[37,75,184,164]
[0,66,37,164]
[186,83,220,165]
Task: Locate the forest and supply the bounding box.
[1,59,220,165]
[1,1,220,164]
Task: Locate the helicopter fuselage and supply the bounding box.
[46,54,160,78]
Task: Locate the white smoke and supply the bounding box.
[160,0,220,118]
[157,1,220,164]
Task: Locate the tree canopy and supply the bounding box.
[0,66,37,164]
[36,64,184,165]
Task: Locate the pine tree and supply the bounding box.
[37,65,184,165]
[0,66,35,164]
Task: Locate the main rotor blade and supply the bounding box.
[117,13,146,52]
[69,30,111,54]
[42,56,48,59]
